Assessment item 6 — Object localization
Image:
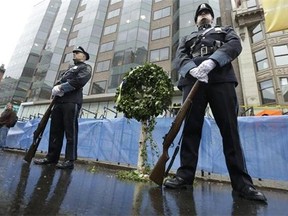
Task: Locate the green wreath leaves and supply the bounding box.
[115,63,174,121]
[115,63,174,171]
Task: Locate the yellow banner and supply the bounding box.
[262,0,288,33]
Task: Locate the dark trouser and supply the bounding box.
[176,82,253,191]
[0,125,9,148]
[46,103,80,162]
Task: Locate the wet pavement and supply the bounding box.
[0,150,287,216]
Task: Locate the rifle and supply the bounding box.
[24,99,56,163]
[149,81,200,186]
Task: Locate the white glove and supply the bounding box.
[190,67,209,83]
[189,59,216,83]
[52,85,64,97]
[198,59,216,74]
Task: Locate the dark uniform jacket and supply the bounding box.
[54,62,92,104]
[0,109,18,128]
[174,24,242,89]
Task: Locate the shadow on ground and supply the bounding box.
[0,150,287,215]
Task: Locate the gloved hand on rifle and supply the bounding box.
[189,59,216,83]
[52,85,64,97]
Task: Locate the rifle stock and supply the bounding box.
[24,99,55,163]
[149,81,200,185]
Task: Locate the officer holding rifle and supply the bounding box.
[163,3,267,203]
[34,46,91,169]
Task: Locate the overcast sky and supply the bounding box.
[0,1,37,67]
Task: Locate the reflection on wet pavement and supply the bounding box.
[0,151,287,215]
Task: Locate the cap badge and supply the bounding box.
[200,4,206,9]
[215,27,221,32]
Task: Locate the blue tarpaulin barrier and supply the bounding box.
[5,116,288,181]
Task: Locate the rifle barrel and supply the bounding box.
[23,99,55,163]
[149,81,200,185]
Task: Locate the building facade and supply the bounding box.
[1,0,288,119]
[233,0,288,110]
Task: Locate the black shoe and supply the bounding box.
[56,160,74,169]
[163,176,191,189]
[34,158,57,165]
[233,186,267,203]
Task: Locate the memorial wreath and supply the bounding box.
[115,63,174,173]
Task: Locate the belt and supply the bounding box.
[192,46,215,58]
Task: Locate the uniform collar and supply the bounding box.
[73,60,85,65]
[198,24,212,31]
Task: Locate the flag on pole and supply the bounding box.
[262,0,288,33]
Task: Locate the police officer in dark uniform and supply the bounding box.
[164,3,267,203]
[34,46,91,169]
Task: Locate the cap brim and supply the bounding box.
[198,8,211,14]
[73,49,83,53]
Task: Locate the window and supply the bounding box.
[123,49,135,64]
[99,41,114,53]
[112,51,124,66]
[27,54,39,65]
[112,48,147,66]
[247,0,257,10]
[108,73,125,90]
[117,31,128,42]
[259,80,276,104]
[96,60,110,72]
[104,24,117,35]
[273,45,288,66]
[280,77,288,102]
[120,10,140,25]
[91,81,107,94]
[112,48,139,66]
[135,46,148,64]
[153,7,170,20]
[117,28,146,43]
[254,49,269,71]
[107,9,120,19]
[152,26,170,40]
[249,24,263,43]
[150,47,169,62]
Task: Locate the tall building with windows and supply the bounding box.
[234,0,288,107]
[1,0,288,117]
[1,0,62,104]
